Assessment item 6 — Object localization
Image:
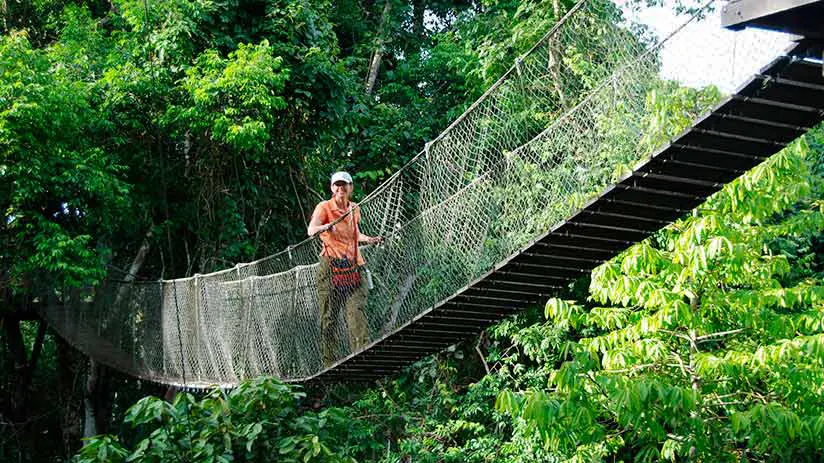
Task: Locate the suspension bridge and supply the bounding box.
[42,0,824,388]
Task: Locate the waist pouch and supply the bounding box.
[330,257,361,290]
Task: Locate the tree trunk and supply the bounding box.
[384,273,416,330]
[114,228,153,304]
[4,315,47,423]
[127,229,153,281]
[365,0,393,95]
[5,317,27,422]
[412,0,424,39]
[83,228,153,442]
[547,0,566,107]
[57,336,82,457]
[16,319,46,408]
[1,0,7,33]
[82,359,99,440]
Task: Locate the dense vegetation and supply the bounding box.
[2,0,823,462]
[74,130,824,462]
[1,0,579,459]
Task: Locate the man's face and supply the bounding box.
[331,181,353,200]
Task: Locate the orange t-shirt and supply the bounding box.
[314,199,365,266]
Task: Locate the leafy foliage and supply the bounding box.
[75,77,824,463]
[2,0,581,289]
[4,1,824,462]
[496,133,824,461]
[76,378,362,463]
[0,30,131,292]
[2,0,602,460]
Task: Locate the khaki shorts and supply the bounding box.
[317,258,369,367]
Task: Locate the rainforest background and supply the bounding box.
[1,0,823,461]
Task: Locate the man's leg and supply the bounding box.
[317,258,339,367]
[344,269,370,352]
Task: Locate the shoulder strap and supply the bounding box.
[319,200,332,256]
[352,204,360,266]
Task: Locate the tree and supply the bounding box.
[497,131,824,461]
[2,0,574,459]
[75,377,365,463]
[9,1,791,461]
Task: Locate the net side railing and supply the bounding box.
[42,0,792,388]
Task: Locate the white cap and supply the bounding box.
[330,171,353,184]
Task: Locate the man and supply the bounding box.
[308,171,382,367]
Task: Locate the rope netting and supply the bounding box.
[43,0,793,388]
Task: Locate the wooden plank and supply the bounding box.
[676,130,781,157]
[451,293,535,306]
[574,210,668,231]
[459,287,543,302]
[737,82,824,113]
[544,230,634,248]
[532,241,619,259]
[695,113,806,143]
[500,262,588,279]
[488,270,575,286]
[557,221,654,244]
[603,184,704,210]
[772,58,824,86]
[514,252,601,270]
[745,76,824,110]
[587,199,686,222]
[721,96,820,128]
[641,158,744,184]
[722,0,824,37]
[660,146,765,172]
[625,173,722,197]
[475,279,564,294]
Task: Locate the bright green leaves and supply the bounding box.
[77,377,358,463]
[123,395,175,426]
[0,32,130,292]
[17,218,105,288]
[586,306,633,331]
[497,125,824,460]
[495,388,523,417]
[730,404,823,459]
[697,333,824,378]
[544,298,583,328]
[620,241,670,276]
[715,138,815,221]
[117,0,219,64]
[637,82,721,157]
[74,435,130,463]
[175,41,290,154]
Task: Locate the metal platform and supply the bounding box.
[305,41,824,384]
[722,0,824,38]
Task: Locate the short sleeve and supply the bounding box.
[312,201,328,224]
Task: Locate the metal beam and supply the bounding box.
[722,0,824,38]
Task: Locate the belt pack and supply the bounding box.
[329,257,361,290]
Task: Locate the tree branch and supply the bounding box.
[475,341,490,375]
[695,328,744,343]
[365,0,392,95]
[602,363,657,374]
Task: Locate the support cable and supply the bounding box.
[171,279,195,456]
